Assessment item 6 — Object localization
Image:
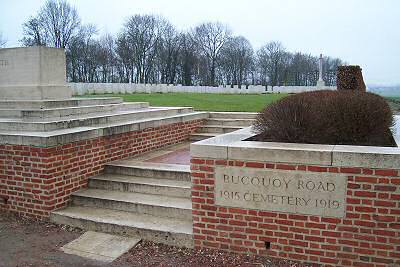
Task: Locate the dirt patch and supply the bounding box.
[0,213,312,267]
[0,213,104,267]
[112,241,313,267]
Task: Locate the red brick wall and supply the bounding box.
[191,158,400,267]
[0,119,203,219]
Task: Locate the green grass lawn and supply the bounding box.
[83,93,288,112]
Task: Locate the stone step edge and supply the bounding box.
[208,111,258,115]
[191,133,219,136]
[201,125,244,129]
[106,161,191,174]
[91,174,191,189]
[0,111,208,147]
[50,206,193,236]
[0,102,149,112]
[0,97,124,109]
[0,106,194,124]
[72,189,192,210]
[206,118,255,121]
[0,97,122,104]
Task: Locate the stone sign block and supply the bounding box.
[0,46,72,100]
[215,166,347,217]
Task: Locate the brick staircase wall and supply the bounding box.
[0,119,203,218]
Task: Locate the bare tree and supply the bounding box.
[123,14,162,83]
[66,24,99,82]
[192,22,231,86]
[21,17,46,46]
[115,34,134,83]
[38,0,80,48]
[19,2,345,86]
[220,36,253,88]
[97,34,116,82]
[178,33,198,85]
[156,20,181,84]
[21,0,80,48]
[257,41,287,87]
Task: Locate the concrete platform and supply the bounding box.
[61,231,140,263]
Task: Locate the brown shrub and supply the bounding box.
[253,90,395,147]
[337,65,366,91]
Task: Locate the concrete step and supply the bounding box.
[105,161,190,182]
[209,112,258,119]
[0,107,194,131]
[0,111,207,147]
[0,97,123,109]
[190,132,218,141]
[89,174,191,198]
[0,102,149,119]
[71,189,192,220]
[205,118,254,127]
[51,206,193,248]
[199,125,243,134]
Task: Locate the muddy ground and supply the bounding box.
[0,213,313,267]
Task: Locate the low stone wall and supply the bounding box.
[0,119,203,218]
[70,83,336,95]
[190,128,400,266]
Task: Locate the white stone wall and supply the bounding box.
[70,83,337,96]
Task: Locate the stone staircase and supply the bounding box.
[190,111,257,141]
[0,97,207,146]
[49,110,258,249]
[51,160,193,248]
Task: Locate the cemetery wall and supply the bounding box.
[191,128,400,266]
[70,83,337,95]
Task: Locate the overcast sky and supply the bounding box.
[1,0,399,85]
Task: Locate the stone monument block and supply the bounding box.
[0,46,72,100]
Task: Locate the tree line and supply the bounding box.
[20,0,344,87]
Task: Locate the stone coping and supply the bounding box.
[191,120,400,169]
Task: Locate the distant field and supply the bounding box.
[82,93,288,112]
[386,97,400,114]
[79,93,399,113]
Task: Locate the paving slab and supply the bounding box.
[61,231,141,263]
[144,147,190,165]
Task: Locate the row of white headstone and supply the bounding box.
[70,83,337,95]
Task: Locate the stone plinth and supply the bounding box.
[0,46,72,100]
